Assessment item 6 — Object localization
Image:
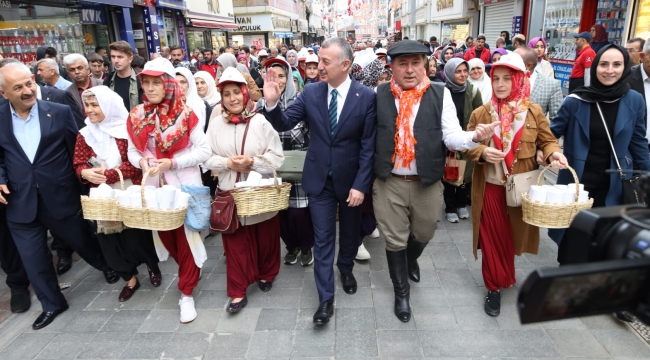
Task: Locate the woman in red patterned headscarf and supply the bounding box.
[204,67,284,314]
[126,58,212,324]
[464,54,566,317]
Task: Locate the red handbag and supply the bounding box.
[444,151,460,180]
[209,122,250,234]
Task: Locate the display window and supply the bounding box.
[211,31,227,49]
[594,0,629,45]
[632,0,650,40]
[441,21,470,44]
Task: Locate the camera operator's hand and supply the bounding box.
[549,152,568,169]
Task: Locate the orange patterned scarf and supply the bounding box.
[389,76,431,169]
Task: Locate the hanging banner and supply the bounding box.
[512,15,522,36]
[143,6,161,58]
[178,18,188,61]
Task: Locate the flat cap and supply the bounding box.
[387,40,432,58]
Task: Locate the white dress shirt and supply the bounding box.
[530,67,539,89]
[642,67,650,143]
[327,76,352,122]
[392,87,479,175]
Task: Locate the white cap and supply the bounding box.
[375,48,387,57]
[138,57,176,78]
[217,67,247,88]
[353,51,377,68]
[307,47,314,52]
[305,54,319,64]
[258,49,269,57]
[492,53,526,73]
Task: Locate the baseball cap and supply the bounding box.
[217,67,247,88]
[307,47,314,53]
[375,48,387,57]
[138,57,176,78]
[263,57,290,69]
[305,54,319,64]
[572,31,592,42]
[491,53,526,73]
[258,49,269,57]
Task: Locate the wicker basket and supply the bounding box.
[522,165,594,229]
[230,155,292,217]
[118,169,188,231]
[80,168,124,221]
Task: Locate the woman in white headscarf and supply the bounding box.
[175,67,209,131]
[467,58,492,105]
[195,71,222,131]
[73,85,160,303]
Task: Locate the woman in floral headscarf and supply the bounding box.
[528,37,555,78]
[204,67,284,313]
[463,54,566,317]
[126,58,211,324]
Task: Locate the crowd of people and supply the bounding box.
[0,25,649,332]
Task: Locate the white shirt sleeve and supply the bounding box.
[441,88,479,151]
[584,69,591,87]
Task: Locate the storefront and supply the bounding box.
[631,0,650,40]
[184,0,235,51]
[0,0,133,65]
[593,0,630,45]
[231,13,292,49]
[430,0,479,45]
[481,0,516,49]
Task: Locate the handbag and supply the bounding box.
[169,170,211,232]
[595,103,646,205]
[443,151,466,187]
[209,121,250,233]
[277,150,306,181]
[505,168,543,207]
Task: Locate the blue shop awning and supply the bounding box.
[84,0,133,8]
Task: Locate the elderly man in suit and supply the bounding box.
[262,37,376,324]
[0,62,118,330]
[515,47,563,120]
[63,54,103,118]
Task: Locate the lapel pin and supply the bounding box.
[356,93,359,97]
[47,114,51,117]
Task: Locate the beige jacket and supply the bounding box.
[204,113,284,226]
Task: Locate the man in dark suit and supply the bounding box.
[0,62,117,330]
[0,58,85,277]
[625,40,649,144]
[262,37,376,324]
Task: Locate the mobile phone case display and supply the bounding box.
[594,0,628,45]
[0,21,85,66]
[632,0,650,40]
[543,0,583,94]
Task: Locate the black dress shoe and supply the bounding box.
[615,311,635,323]
[56,256,72,275]
[103,269,120,284]
[313,301,334,324]
[10,289,31,313]
[226,297,248,313]
[340,272,357,294]
[32,303,69,330]
[258,280,273,292]
[386,249,412,322]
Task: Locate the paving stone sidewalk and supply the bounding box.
[0,215,649,359]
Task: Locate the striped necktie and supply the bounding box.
[329,89,338,135]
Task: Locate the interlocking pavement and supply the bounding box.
[0,213,649,359]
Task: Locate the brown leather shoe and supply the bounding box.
[118,279,140,302]
[147,268,162,287]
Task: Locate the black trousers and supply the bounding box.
[0,207,29,291]
[7,193,108,312]
[443,182,468,213]
[96,227,160,282]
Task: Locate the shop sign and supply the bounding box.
[512,15,522,36]
[436,0,453,11]
[157,0,185,11]
[177,18,188,61]
[143,6,162,57]
[79,8,106,25]
[298,19,308,33]
[271,17,291,31]
[0,1,10,8]
[551,61,573,93]
[133,29,144,39]
[234,14,274,32]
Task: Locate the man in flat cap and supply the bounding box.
[373,40,499,322]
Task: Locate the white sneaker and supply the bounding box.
[369,228,380,238]
[179,296,197,323]
[458,207,470,219]
[446,213,460,223]
[356,243,371,260]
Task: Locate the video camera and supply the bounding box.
[517,174,650,325]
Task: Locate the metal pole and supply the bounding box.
[409,0,416,39]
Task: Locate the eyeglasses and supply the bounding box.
[625,48,640,53]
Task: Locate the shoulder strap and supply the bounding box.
[235,121,251,183]
[595,102,624,178]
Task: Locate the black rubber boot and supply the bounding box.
[406,235,428,282]
[386,249,411,322]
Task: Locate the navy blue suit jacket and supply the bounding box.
[0,100,81,223]
[262,80,377,199]
[0,86,85,130]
